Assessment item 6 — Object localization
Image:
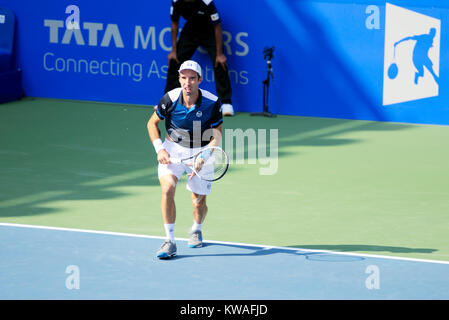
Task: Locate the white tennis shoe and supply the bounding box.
[188,230,203,248]
[156,240,177,259]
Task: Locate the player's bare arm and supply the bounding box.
[147,112,171,164]
[214,23,227,69]
[168,20,179,62]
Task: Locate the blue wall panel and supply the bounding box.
[1,0,448,125]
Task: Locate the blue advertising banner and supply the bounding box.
[1,0,448,125]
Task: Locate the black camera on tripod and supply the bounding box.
[250,46,276,117]
[263,46,274,61]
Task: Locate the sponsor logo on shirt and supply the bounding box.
[211,13,219,22]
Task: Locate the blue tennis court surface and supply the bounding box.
[1,223,448,300]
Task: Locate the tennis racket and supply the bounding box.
[170,146,229,181]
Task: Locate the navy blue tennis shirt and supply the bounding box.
[155,87,223,148]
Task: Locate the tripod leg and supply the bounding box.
[265,81,270,113]
[262,80,267,113]
[250,67,277,117]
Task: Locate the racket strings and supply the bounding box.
[194,148,228,181]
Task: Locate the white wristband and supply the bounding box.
[153,139,164,153]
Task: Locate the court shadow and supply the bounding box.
[170,242,438,261]
[289,244,437,254]
[222,112,413,154]
[0,99,160,218]
[170,242,365,262]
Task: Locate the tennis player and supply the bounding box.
[147,60,223,259]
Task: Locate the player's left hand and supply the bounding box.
[187,158,205,180]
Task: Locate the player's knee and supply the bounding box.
[160,175,177,197]
[160,183,176,198]
[192,195,207,209]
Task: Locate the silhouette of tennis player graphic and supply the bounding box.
[391,28,438,85]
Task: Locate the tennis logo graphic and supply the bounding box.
[383,3,440,106]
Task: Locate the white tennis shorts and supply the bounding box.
[158,139,212,195]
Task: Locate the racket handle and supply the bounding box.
[170,158,181,164]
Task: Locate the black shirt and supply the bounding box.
[170,0,221,28]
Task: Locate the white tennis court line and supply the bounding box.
[1,222,449,265]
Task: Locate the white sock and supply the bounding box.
[164,223,175,243]
[191,221,202,232]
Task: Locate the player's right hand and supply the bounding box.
[157,149,171,164]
